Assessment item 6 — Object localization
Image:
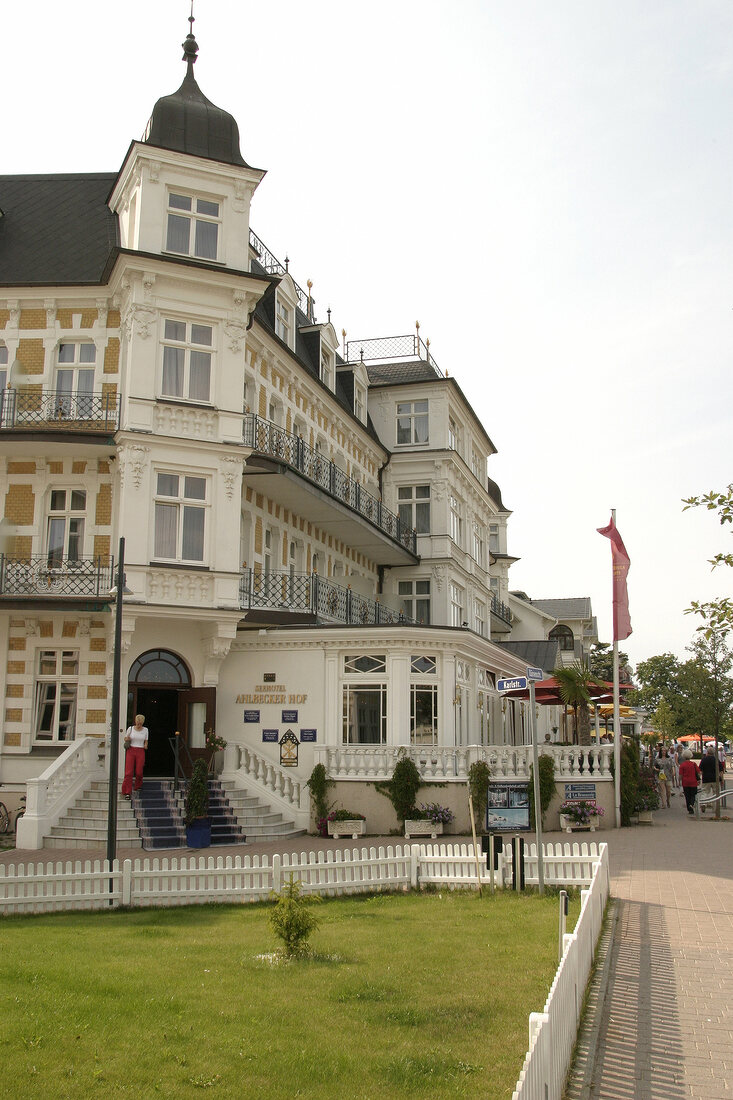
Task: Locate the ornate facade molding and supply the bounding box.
[224,319,248,354]
[146,570,214,606]
[118,444,150,490]
[153,405,217,440]
[220,455,242,501]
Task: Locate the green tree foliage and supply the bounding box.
[676,633,733,743]
[528,754,556,829]
[589,642,631,683]
[615,737,640,826]
[683,484,733,636]
[628,653,681,712]
[268,875,321,957]
[553,662,604,745]
[650,697,676,741]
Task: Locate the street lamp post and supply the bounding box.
[106,536,126,869]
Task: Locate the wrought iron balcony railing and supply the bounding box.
[490,592,512,625]
[0,555,114,598]
[249,229,316,323]
[243,414,417,555]
[0,389,120,432]
[240,568,417,627]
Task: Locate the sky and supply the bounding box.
[4,1,732,670]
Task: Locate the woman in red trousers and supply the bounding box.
[121,714,149,799]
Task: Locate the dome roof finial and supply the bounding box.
[182,2,199,68]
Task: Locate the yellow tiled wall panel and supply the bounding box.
[4,732,21,746]
[19,309,46,329]
[5,484,34,524]
[93,535,111,563]
[95,484,112,525]
[89,638,107,652]
[7,462,36,474]
[87,685,107,699]
[16,338,44,373]
[103,337,120,373]
[86,709,107,723]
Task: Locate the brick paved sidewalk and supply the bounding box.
[566,787,733,1100]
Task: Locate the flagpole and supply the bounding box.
[612,508,621,829]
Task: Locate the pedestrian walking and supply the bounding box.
[654,747,674,808]
[699,744,718,813]
[678,749,702,816]
[121,714,149,799]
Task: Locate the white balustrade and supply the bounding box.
[223,743,308,827]
[313,744,612,783]
[17,736,106,849]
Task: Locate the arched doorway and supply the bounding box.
[127,649,215,777]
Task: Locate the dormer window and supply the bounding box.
[275,298,291,345]
[354,383,366,423]
[166,193,220,261]
[320,348,333,390]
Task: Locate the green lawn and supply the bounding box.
[0,890,578,1099]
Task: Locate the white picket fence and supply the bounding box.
[0,840,604,915]
[0,840,609,1100]
[512,842,610,1100]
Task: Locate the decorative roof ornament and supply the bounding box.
[143,6,252,168]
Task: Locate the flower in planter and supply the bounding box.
[205,728,227,753]
[327,809,366,823]
[414,802,455,826]
[634,792,660,813]
[560,799,605,825]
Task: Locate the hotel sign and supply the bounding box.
[236,683,308,705]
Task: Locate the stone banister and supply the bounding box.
[17,736,106,849]
[222,742,309,829]
[312,744,613,783]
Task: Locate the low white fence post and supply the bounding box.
[122,860,132,907]
[410,844,420,890]
[272,854,282,895]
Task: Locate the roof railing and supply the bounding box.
[249,228,316,323]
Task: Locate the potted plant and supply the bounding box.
[205,727,227,773]
[634,791,660,824]
[405,802,454,839]
[559,799,605,833]
[326,808,366,839]
[307,763,334,836]
[185,758,211,847]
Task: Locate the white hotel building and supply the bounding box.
[0,28,613,845]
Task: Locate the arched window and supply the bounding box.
[549,625,575,652]
[129,649,191,685]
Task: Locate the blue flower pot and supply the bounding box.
[186,818,211,848]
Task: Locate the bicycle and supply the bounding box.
[0,793,25,835]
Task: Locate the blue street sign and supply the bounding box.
[497,676,527,692]
[527,667,544,681]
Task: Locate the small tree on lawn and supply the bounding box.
[269,876,321,957]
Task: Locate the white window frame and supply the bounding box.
[33,649,79,744]
[354,383,365,422]
[489,524,500,554]
[398,578,431,624]
[275,297,292,346]
[472,522,484,567]
[165,191,221,261]
[55,342,96,419]
[450,496,463,546]
[161,318,214,404]
[320,347,333,390]
[153,471,208,564]
[397,485,430,535]
[450,582,465,627]
[396,400,429,445]
[46,488,86,567]
[448,417,459,451]
[474,598,486,637]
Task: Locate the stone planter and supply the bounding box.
[559,814,597,834]
[404,820,444,839]
[327,819,366,840]
[638,810,654,825]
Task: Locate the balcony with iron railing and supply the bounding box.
[344,327,444,376]
[243,414,418,559]
[249,229,316,323]
[0,555,115,599]
[0,389,120,433]
[489,592,513,626]
[240,568,417,627]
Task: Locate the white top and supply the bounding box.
[126,725,149,749]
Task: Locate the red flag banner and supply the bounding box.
[597,515,632,640]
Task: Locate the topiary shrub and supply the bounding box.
[376,753,423,823]
[184,759,210,825]
[528,753,556,829]
[616,737,640,826]
[468,760,491,831]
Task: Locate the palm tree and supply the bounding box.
[553,662,604,746]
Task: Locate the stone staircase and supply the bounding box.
[218,779,306,840]
[45,780,142,849]
[43,776,304,849]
